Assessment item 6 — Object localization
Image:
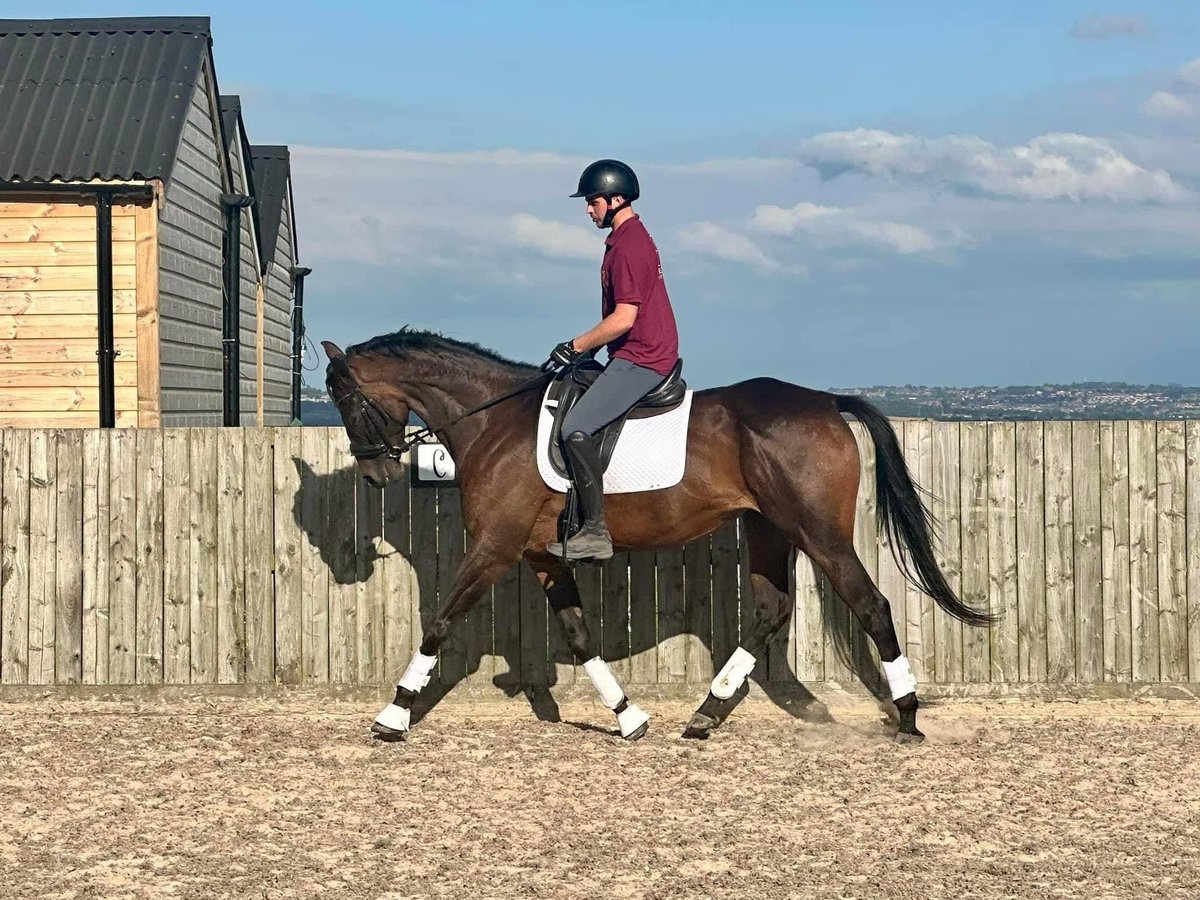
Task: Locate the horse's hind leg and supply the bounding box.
[683,512,793,739]
[805,536,923,742]
[533,557,650,741]
[747,413,923,743]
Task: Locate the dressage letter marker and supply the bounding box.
[414,444,456,484]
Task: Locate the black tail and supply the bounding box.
[836,395,996,628]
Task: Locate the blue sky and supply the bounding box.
[14,3,1200,389]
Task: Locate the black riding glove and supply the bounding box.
[548,340,583,368]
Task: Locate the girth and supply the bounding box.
[546,358,686,478]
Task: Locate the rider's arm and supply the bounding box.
[571,303,638,353]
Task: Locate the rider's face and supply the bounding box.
[586,194,623,228]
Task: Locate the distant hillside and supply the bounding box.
[831,383,1200,420]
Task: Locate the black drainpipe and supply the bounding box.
[290,266,312,423]
[221,193,254,426]
[95,193,116,428]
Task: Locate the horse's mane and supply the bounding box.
[346,326,538,374]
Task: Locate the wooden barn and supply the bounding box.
[0,16,310,427]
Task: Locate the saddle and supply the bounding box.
[545,357,687,479]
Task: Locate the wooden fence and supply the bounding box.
[0,422,1197,692]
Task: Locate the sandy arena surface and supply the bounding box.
[1,692,1198,899]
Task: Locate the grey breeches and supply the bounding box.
[561,358,667,437]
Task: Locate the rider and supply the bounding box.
[545,159,680,562]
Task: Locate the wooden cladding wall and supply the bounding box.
[156,61,227,426]
[260,188,294,426]
[0,422,1197,690]
[0,201,156,427]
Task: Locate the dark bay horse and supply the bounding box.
[322,329,994,743]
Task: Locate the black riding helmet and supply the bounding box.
[570,159,640,201]
[571,159,640,227]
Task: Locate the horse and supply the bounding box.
[321,328,994,744]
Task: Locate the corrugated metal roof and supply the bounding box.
[221,95,260,251]
[219,94,241,156]
[0,17,211,183]
[251,145,293,272]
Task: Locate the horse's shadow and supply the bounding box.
[291,457,892,728]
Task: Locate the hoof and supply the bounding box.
[370,722,408,743]
[681,713,717,740]
[895,729,925,745]
[624,720,649,742]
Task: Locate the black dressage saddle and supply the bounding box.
[545,358,687,479]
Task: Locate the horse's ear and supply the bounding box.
[322,341,345,361]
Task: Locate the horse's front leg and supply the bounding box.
[534,559,650,741]
[372,541,516,741]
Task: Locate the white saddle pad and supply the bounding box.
[536,386,694,494]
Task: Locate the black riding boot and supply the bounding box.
[547,430,613,561]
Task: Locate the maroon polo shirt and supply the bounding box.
[601,215,679,376]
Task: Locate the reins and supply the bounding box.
[333,360,561,462]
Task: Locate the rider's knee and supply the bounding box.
[565,429,591,446]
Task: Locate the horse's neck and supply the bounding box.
[399,362,527,461]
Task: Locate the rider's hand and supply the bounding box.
[548,340,583,368]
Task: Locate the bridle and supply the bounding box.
[331,383,426,461]
[332,362,560,463]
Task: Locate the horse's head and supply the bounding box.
[322,341,410,489]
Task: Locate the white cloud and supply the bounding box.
[752,201,949,253]
[1111,134,1200,178]
[294,145,584,167]
[507,214,601,261]
[1142,90,1196,118]
[676,222,784,272]
[798,129,1190,203]
[294,145,796,181]
[658,157,794,175]
[1140,58,1200,120]
[288,140,1196,302]
[287,145,805,270]
[289,145,591,268]
[1070,14,1146,40]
